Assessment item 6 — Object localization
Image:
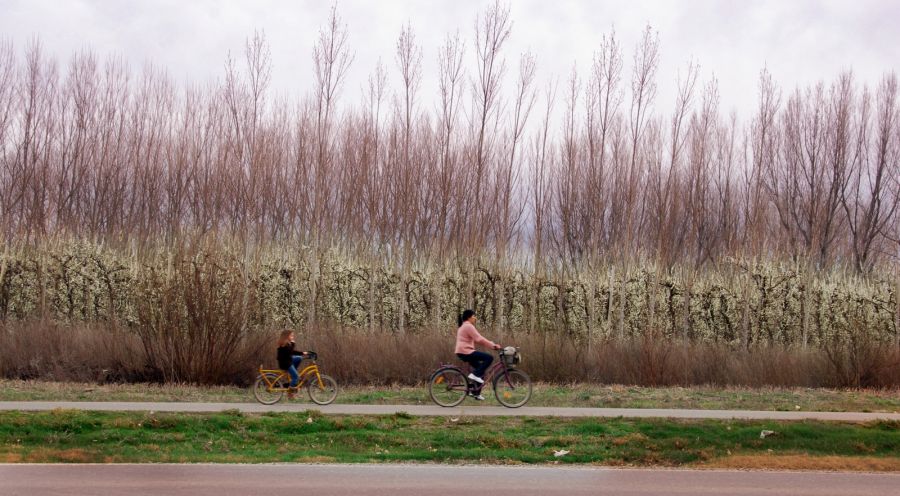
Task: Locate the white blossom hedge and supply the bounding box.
[0,242,897,349]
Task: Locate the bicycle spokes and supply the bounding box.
[493,369,532,408]
[307,374,338,405]
[253,372,287,405]
[428,368,468,407]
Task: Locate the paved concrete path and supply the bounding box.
[2,401,899,421]
[1,464,898,496]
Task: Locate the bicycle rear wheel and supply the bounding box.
[493,369,532,408]
[307,374,338,405]
[253,373,287,405]
[428,367,468,407]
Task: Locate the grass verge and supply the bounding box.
[0,409,898,470]
[2,380,899,413]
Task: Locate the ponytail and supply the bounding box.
[458,309,475,326]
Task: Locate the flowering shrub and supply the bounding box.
[0,242,897,350]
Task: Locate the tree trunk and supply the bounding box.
[682,283,692,343]
[741,278,752,350]
[801,271,811,348]
[398,268,407,334]
[616,271,626,340]
[647,270,657,332]
[586,274,596,353]
[368,262,377,333]
[429,269,439,332]
[496,273,506,340]
[308,249,320,326]
[895,277,900,349]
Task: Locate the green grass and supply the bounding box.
[0,409,898,467]
[2,380,899,413]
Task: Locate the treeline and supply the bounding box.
[0,4,897,273]
[1,4,899,386]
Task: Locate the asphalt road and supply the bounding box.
[1,464,897,496]
[2,401,899,421]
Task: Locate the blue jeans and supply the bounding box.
[287,355,303,387]
[457,351,493,379]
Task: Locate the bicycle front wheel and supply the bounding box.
[428,367,468,407]
[493,369,532,408]
[253,373,287,405]
[307,374,338,405]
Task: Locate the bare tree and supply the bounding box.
[843,73,900,272]
[621,25,659,257]
[493,52,535,259]
[8,41,59,242]
[747,69,781,257]
[648,60,698,266]
[393,22,423,333]
[309,6,353,323]
[584,30,624,259]
[767,73,854,267]
[311,5,353,243]
[553,66,583,264]
[0,41,17,223]
[686,77,721,266]
[530,81,557,327]
[468,0,511,256]
[434,33,465,259]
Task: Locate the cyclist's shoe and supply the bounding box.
[287,386,298,399]
[467,373,485,384]
[473,394,486,401]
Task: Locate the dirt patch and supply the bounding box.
[701,454,900,472]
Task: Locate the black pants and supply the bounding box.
[457,351,493,379]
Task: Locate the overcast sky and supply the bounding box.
[1,0,898,118]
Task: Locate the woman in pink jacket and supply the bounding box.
[455,309,501,399]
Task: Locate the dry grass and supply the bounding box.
[23,448,93,463]
[292,455,339,463]
[700,454,900,472]
[0,321,145,382]
[2,319,899,388]
[279,328,900,388]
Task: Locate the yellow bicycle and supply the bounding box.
[252,351,338,405]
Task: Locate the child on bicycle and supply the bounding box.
[276,329,310,399]
[455,309,501,400]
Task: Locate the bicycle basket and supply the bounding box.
[500,346,520,367]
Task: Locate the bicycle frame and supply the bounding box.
[258,363,326,390]
[442,352,516,391]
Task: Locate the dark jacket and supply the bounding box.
[277,342,304,370]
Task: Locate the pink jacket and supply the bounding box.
[455,321,497,355]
